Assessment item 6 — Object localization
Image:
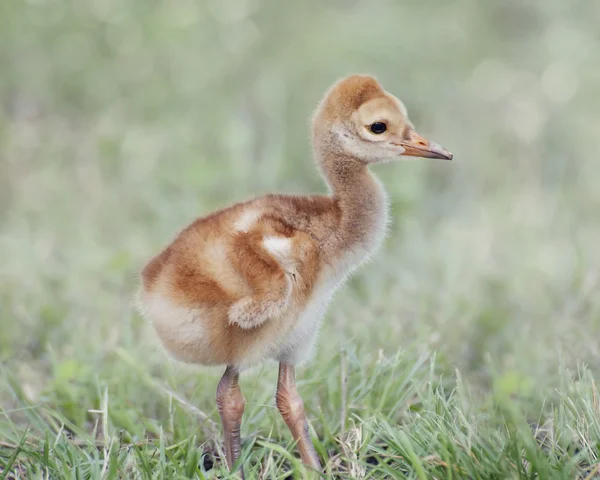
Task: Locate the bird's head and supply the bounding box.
[312,74,452,164]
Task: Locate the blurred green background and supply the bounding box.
[1,0,600,476]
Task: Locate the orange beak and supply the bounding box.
[397,131,453,160]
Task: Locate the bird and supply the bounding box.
[136,74,452,477]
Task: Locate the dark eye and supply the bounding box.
[369,122,387,134]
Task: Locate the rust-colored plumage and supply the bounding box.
[137,74,452,476]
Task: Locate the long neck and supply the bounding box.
[317,149,388,257]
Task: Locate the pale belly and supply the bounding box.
[232,269,347,368]
[137,267,348,369]
[270,272,344,365]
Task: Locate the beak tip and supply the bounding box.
[426,140,452,160]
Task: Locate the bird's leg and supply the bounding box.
[216,366,246,477]
[276,363,322,471]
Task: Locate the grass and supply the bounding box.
[2,0,600,478]
[2,352,600,478]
